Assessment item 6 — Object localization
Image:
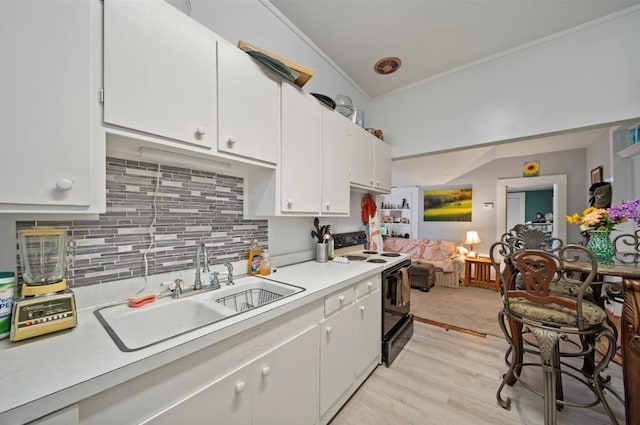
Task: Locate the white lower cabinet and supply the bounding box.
[28,405,79,425]
[253,325,319,425]
[319,275,381,423]
[140,325,318,425]
[355,280,381,379]
[320,303,355,417]
[140,364,251,425]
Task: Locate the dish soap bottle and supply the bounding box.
[248,239,262,275]
[259,249,272,276]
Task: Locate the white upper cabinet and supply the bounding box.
[374,137,392,192]
[349,128,375,188]
[321,109,351,215]
[280,83,322,213]
[104,0,217,148]
[217,41,280,165]
[350,126,391,194]
[0,0,104,212]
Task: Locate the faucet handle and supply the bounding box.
[170,278,184,298]
[223,262,234,285]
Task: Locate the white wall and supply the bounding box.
[392,148,588,254]
[370,9,640,158]
[586,129,613,184]
[189,0,369,113]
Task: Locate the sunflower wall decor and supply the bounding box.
[523,160,540,177]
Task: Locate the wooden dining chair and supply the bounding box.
[492,243,619,425]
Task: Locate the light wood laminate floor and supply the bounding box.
[331,322,625,425]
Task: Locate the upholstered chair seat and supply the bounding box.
[509,297,606,327]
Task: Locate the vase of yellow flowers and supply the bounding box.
[566,207,617,263]
[567,199,640,263]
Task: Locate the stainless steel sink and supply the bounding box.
[95,277,304,352]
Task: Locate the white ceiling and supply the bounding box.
[269,0,640,99]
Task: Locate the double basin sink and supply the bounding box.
[94,277,304,352]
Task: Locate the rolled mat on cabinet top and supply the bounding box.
[237,40,314,88]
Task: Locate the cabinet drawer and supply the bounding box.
[324,287,355,316]
[355,276,380,299]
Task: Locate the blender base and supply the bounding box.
[11,289,77,342]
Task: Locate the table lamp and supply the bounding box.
[464,231,481,258]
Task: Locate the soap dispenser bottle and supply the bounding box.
[259,249,272,275]
[248,239,262,275]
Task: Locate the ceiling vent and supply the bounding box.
[374,57,401,75]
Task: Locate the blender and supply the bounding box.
[11,228,77,342]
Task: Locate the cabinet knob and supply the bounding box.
[286,198,293,208]
[195,127,206,137]
[227,137,236,147]
[375,180,380,187]
[369,179,374,185]
[262,366,271,377]
[235,382,246,394]
[360,305,366,312]
[367,282,373,289]
[326,326,332,335]
[325,202,331,210]
[338,295,345,303]
[55,179,74,191]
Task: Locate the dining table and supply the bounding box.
[564,260,640,425]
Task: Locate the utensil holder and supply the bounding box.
[316,243,328,263]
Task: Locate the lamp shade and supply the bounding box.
[464,231,481,245]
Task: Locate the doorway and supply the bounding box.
[496,175,567,242]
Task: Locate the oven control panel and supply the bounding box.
[333,231,367,249]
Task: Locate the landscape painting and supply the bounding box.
[422,185,472,222]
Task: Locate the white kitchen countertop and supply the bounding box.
[0,259,383,424]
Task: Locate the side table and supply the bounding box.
[464,256,499,291]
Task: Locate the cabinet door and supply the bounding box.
[104,0,216,148]
[218,41,280,164]
[321,108,351,215]
[373,138,392,192]
[319,304,356,417]
[349,127,374,188]
[281,84,322,213]
[140,365,252,425]
[253,325,319,425]
[0,0,93,207]
[355,289,381,379]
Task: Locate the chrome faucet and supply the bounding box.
[223,262,234,285]
[194,243,210,290]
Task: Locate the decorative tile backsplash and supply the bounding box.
[16,157,268,287]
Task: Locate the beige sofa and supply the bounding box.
[383,238,465,288]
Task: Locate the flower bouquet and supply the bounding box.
[567,198,640,262]
[566,207,619,232]
[567,198,640,231]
